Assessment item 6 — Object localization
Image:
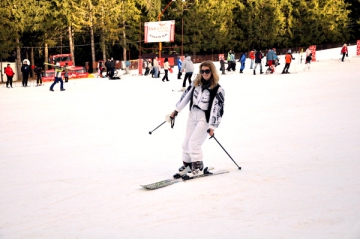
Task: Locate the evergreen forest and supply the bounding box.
[0,0,359,72]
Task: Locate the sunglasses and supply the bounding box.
[200,69,211,74]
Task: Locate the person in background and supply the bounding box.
[220,56,226,75]
[5,64,15,88]
[148,60,153,77]
[230,51,236,71]
[249,49,255,69]
[21,61,31,87]
[273,48,279,66]
[266,48,276,74]
[49,62,65,92]
[181,55,194,91]
[64,63,69,82]
[105,59,111,77]
[34,66,42,86]
[125,60,130,74]
[162,58,170,82]
[305,47,312,60]
[153,57,159,78]
[253,50,263,75]
[110,68,121,80]
[341,44,348,62]
[144,59,150,76]
[239,52,246,73]
[110,57,115,77]
[304,52,312,71]
[97,61,104,78]
[177,56,183,80]
[226,50,233,72]
[282,50,295,74]
[168,61,225,179]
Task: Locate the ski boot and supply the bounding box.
[182,161,212,180]
[173,161,192,179]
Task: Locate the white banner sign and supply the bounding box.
[144,20,175,43]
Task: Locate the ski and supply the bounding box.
[141,169,229,190]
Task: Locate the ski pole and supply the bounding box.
[207,130,241,170]
[149,121,166,135]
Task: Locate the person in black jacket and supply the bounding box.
[34,66,43,86]
[105,59,111,77]
[21,61,31,87]
[110,57,115,77]
[253,50,263,75]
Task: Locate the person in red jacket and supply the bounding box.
[341,44,348,62]
[5,64,15,88]
[249,50,255,69]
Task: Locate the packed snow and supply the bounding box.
[0,46,360,238]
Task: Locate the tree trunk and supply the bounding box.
[89,0,96,73]
[16,37,21,81]
[123,23,127,61]
[45,43,49,71]
[90,23,96,73]
[68,25,75,66]
[102,35,106,62]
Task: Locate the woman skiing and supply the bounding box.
[168,61,225,179]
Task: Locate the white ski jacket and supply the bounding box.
[175,83,225,130]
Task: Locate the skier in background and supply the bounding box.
[64,63,69,82]
[341,44,348,62]
[21,60,31,87]
[5,64,15,88]
[220,56,226,75]
[49,62,65,91]
[161,58,170,82]
[249,49,255,69]
[181,55,194,91]
[266,48,276,74]
[239,52,246,73]
[282,50,295,74]
[253,50,263,75]
[34,66,42,86]
[177,56,183,79]
[304,52,312,71]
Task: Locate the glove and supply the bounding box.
[166,111,178,128]
[165,114,172,123]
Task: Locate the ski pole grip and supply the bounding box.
[207,129,214,139]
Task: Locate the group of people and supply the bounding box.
[143,55,195,91]
[218,47,316,75]
[144,56,160,78]
[5,61,52,88]
[221,49,265,74]
[97,58,122,79]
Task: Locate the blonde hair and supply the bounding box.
[193,61,219,89]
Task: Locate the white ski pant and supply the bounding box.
[182,107,209,163]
